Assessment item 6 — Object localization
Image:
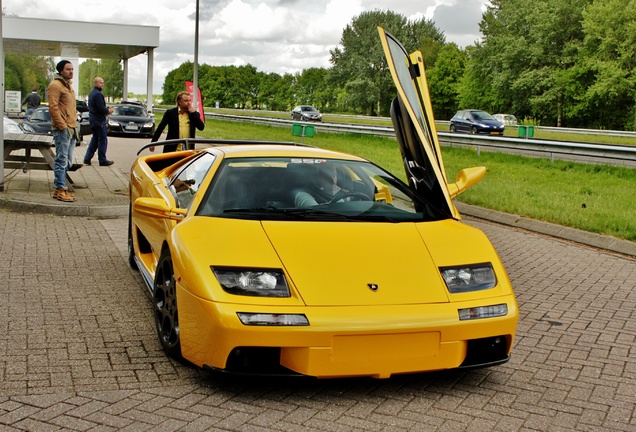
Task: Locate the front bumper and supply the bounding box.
[177,285,518,379]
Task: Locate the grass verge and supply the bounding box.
[198,118,636,242]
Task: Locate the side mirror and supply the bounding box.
[133,197,187,221]
[447,166,486,198]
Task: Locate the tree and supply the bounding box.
[329,10,444,116]
[258,72,294,111]
[162,62,195,106]
[99,59,124,101]
[78,59,123,101]
[576,0,636,129]
[427,43,466,120]
[4,54,52,99]
[79,59,99,97]
[292,68,332,110]
[462,0,593,126]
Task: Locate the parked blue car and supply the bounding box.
[450,110,505,135]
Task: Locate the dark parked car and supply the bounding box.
[291,105,322,122]
[76,100,89,113]
[107,102,155,137]
[450,110,504,135]
[22,106,91,143]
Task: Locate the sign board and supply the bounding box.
[5,91,22,113]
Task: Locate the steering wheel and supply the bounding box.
[328,191,372,204]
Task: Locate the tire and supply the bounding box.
[471,126,478,134]
[127,206,138,270]
[153,248,182,359]
[450,124,456,132]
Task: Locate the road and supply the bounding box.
[105,134,154,176]
[1,136,635,431]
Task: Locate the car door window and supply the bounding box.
[34,110,49,121]
[170,152,216,210]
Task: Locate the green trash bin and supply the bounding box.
[291,123,303,137]
[526,125,535,138]
[518,125,527,138]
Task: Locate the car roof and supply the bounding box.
[137,139,365,161]
[209,143,363,161]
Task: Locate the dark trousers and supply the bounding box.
[85,121,109,163]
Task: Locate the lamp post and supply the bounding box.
[192,0,199,110]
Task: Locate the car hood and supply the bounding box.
[172,217,503,307]
[378,27,458,219]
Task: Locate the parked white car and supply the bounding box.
[493,114,518,126]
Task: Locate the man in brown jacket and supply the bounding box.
[48,60,78,202]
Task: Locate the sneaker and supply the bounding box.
[54,188,75,202]
[83,160,91,165]
[99,160,114,166]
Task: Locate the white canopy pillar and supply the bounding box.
[122,58,129,101]
[147,48,154,113]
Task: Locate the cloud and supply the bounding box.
[432,0,485,47]
[1,0,487,93]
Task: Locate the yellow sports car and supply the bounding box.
[128,28,518,378]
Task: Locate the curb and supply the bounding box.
[0,196,128,218]
[455,201,636,259]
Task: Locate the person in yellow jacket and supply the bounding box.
[48,60,79,203]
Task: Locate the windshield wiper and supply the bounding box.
[224,207,355,221]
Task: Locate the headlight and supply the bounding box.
[439,263,496,293]
[108,119,119,127]
[212,267,290,297]
[144,121,154,128]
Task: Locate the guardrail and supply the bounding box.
[437,133,636,167]
[193,112,636,167]
[208,112,396,136]
[206,109,636,139]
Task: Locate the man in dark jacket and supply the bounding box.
[84,77,114,166]
[22,86,41,118]
[151,91,205,152]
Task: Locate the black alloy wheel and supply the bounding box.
[153,249,182,359]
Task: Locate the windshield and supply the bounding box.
[197,157,448,222]
[112,105,146,117]
[472,111,495,121]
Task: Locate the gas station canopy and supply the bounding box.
[2,16,160,104]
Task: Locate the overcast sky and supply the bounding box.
[2,0,487,95]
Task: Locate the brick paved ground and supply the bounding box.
[1,212,635,431]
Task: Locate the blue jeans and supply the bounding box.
[85,121,108,163]
[53,128,76,189]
